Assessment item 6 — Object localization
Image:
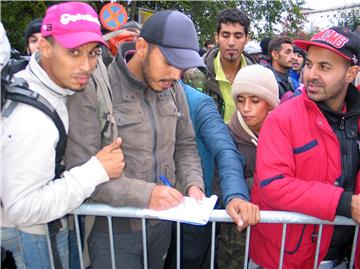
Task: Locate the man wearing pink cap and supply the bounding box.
[1,2,125,269]
[249,27,360,269]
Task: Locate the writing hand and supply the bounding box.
[149,185,184,210]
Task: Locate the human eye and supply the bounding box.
[69,49,80,56]
[89,47,102,58]
[237,97,245,103]
[221,32,230,38]
[320,64,331,71]
[305,61,312,68]
[235,33,244,39]
[29,37,37,44]
[252,97,260,103]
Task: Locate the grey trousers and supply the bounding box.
[88,221,172,269]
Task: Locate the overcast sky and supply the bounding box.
[304,0,360,10]
[302,0,360,31]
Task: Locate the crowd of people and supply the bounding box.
[1,2,360,269]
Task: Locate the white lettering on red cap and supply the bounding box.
[60,13,100,26]
[311,29,349,49]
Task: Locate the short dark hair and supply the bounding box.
[268,36,293,57]
[204,39,214,47]
[216,8,250,36]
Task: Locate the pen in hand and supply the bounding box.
[159,175,172,187]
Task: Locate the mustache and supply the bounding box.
[306,79,324,88]
[72,72,91,77]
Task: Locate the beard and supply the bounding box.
[225,53,239,63]
[141,52,153,89]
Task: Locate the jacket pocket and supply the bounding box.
[114,110,144,127]
[293,139,322,178]
[124,156,148,181]
[293,139,318,154]
[158,99,179,117]
[159,160,176,186]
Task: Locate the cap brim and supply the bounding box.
[53,32,109,49]
[293,40,351,61]
[158,46,206,70]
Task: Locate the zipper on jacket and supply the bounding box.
[144,93,158,182]
[340,117,345,130]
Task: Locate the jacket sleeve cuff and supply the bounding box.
[225,193,250,205]
[336,191,352,218]
[67,156,109,186]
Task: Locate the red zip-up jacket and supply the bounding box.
[250,88,360,269]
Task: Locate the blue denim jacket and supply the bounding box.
[182,81,250,205]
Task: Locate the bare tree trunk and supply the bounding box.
[130,0,137,21]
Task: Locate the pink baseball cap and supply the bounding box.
[41,2,108,49]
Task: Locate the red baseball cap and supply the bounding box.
[41,2,108,49]
[294,27,359,66]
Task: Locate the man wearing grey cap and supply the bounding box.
[88,10,205,269]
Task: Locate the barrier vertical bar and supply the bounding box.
[176,222,181,269]
[142,218,148,269]
[210,221,216,269]
[107,216,116,269]
[313,224,323,269]
[278,223,287,269]
[45,224,55,269]
[349,224,359,268]
[244,226,251,269]
[74,215,85,269]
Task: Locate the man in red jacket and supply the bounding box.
[249,27,360,269]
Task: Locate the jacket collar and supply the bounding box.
[29,52,74,97]
[114,42,145,90]
[315,83,360,116]
[228,110,258,146]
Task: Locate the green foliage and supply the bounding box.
[1,0,306,52]
[1,1,48,53]
[334,8,360,32]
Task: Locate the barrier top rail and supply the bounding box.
[71,203,357,226]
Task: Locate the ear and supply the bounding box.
[38,38,52,58]
[271,50,279,61]
[245,35,250,45]
[135,37,148,59]
[214,33,219,45]
[345,65,359,83]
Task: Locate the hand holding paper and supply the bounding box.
[144,195,218,225]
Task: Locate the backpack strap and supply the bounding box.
[4,80,67,179]
[92,58,118,143]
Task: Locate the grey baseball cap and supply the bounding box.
[140,10,205,70]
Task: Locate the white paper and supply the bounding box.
[142,195,218,225]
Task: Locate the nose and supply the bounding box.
[80,56,92,73]
[305,65,319,80]
[228,35,235,46]
[290,52,295,60]
[169,66,182,80]
[243,100,251,112]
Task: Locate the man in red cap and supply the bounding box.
[1,2,125,269]
[249,26,360,269]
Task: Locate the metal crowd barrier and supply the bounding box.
[51,203,359,269]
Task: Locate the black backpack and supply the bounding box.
[1,58,67,179]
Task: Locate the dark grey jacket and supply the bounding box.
[91,42,204,232]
